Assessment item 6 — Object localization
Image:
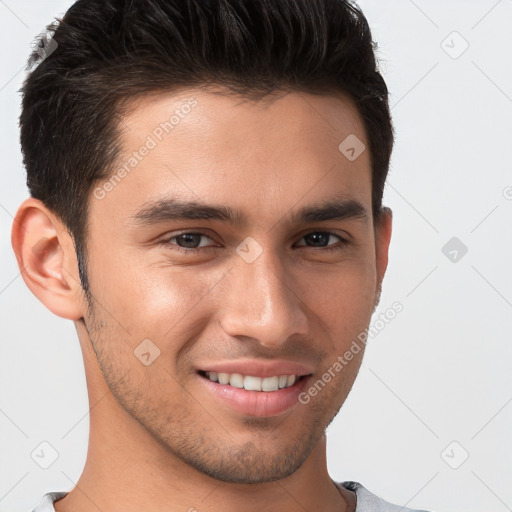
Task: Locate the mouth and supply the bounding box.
[199,370,306,392]
[196,364,313,417]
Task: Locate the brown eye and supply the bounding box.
[161,231,217,252]
[174,233,204,249]
[295,231,348,251]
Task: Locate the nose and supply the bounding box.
[219,248,309,348]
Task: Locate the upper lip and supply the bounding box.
[197,359,314,378]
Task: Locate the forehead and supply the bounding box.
[91,86,372,230]
[121,86,367,156]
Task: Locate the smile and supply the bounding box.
[203,371,298,391]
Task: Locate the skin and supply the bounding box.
[12,86,392,512]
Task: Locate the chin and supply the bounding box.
[186,445,308,484]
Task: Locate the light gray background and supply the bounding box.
[1,1,511,511]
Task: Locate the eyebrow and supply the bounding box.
[130,195,368,227]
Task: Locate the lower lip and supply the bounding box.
[198,374,311,417]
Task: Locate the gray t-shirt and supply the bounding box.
[31,481,433,512]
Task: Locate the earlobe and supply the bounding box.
[373,206,393,309]
[11,197,84,320]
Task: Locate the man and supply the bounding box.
[12,0,433,511]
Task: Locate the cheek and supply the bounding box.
[296,259,377,321]
[93,255,227,343]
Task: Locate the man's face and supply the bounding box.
[81,87,389,483]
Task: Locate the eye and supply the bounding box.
[159,230,349,254]
[160,231,218,253]
[295,231,348,251]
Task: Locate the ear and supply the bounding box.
[373,206,393,310]
[11,197,85,320]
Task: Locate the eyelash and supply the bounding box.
[160,231,349,254]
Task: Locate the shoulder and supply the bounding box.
[31,485,437,512]
[337,481,435,512]
[30,492,68,512]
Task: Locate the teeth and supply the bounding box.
[244,375,262,391]
[205,372,299,392]
[229,373,244,388]
[218,372,230,385]
[262,376,279,391]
